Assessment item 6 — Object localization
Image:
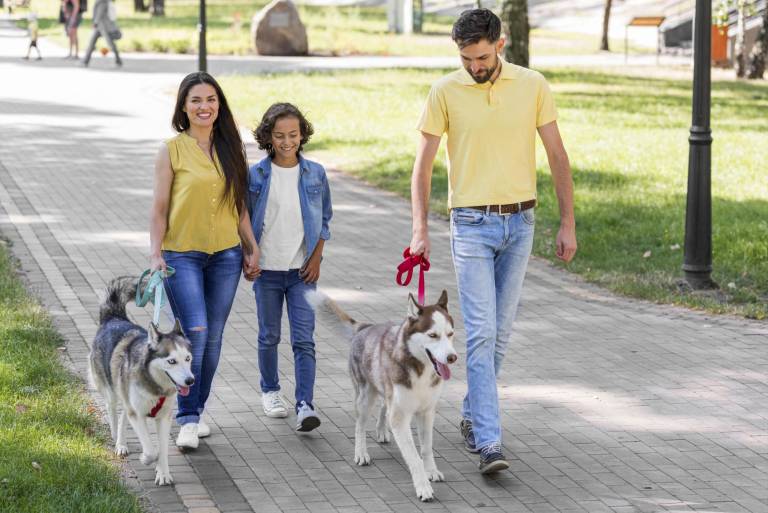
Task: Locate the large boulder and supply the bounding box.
[251,0,308,56]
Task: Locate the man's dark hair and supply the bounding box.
[253,102,314,158]
[451,8,502,48]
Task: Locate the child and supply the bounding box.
[24,13,42,61]
[247,103,332,432]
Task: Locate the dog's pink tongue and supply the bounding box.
[436,362,451,380]
[178,386,190,397]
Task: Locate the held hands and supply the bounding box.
[242,246,262,281]
[555,224,577,263]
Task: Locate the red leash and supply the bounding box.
[396,247,430,305]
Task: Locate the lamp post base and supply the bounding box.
[680,271,719,291]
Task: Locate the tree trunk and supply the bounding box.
[502,0,529,67]
[747,5,767,78]
[152,0,165,16]
[600,0,612,51]
[735,1,746,77]
[134,0,148,12]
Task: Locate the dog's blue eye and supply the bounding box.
[168,359,177,365]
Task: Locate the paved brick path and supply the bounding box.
[2,21,767,513]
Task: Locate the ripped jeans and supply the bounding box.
[163,245,242,425]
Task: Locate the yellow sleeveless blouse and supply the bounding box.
[162,133,241,254]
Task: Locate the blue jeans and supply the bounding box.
[163,245,243,425]
[254,270,317,409]
[450,207,535,450]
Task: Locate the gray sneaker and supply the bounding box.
[296,401,321,432]
[478,442,509,474]
[460,418,479,453]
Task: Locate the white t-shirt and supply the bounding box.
[259,163,306,271]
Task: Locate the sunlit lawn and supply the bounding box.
[0,243,141,513]
[24,0,646,56]
[221,68,768,319]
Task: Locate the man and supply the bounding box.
[409,8,577,474]
[83,0,122,68]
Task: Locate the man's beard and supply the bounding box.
[467,57,499,84]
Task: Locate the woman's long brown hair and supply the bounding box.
[171,72,247,215]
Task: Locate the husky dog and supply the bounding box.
[89,276,194,486]
[311,290,458,501]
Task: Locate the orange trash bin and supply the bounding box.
[711,25,728,64]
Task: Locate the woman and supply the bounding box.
[150,72,260,449]
[62,0,83,59]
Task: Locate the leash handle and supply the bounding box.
[153,282,163,325]
[136,266,176,325]
[396,248,430,305]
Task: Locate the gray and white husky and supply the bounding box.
[311,290,458,502]
[89,276,194,486]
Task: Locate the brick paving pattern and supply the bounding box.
[1,20,767,513]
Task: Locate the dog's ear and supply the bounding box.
[437,289,448,309]
[148,322,161,348]
[407,293,422,320]
[172,318,184,336]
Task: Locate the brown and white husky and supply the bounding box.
[310,290,458,502]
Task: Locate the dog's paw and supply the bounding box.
[154,468,173,486]
[140,451,158,466]
[414,480,434,502]
[114,444,129,457]
[376,429,390,444]
[425,467,444,482]
[354,451,372,466]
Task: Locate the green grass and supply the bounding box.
[220,68,768,319]
[23,0,645,56]
[0,242,141,513]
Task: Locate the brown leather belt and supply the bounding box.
[465,199,537,215]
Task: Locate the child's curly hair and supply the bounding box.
[253,103,314,158]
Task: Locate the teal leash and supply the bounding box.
[136,266,176,325]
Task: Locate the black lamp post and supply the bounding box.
[198,0,207,72]
[683,0,718,290]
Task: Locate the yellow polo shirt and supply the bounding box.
[162,133,241,254]
[417,60,557,209]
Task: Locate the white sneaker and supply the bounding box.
[262,391,288,418]
[176,423,199,449]
[197,420,211,438]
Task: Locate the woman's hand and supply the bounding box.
[149,254,167,273]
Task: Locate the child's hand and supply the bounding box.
[299,254,321,284]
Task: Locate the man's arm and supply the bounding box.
[537,121,577,263]
[409,132,442,260]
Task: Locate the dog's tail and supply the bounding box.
[305,289,363,335]
[99,276,138,324]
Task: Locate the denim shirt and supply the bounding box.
[247,155,332,266]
